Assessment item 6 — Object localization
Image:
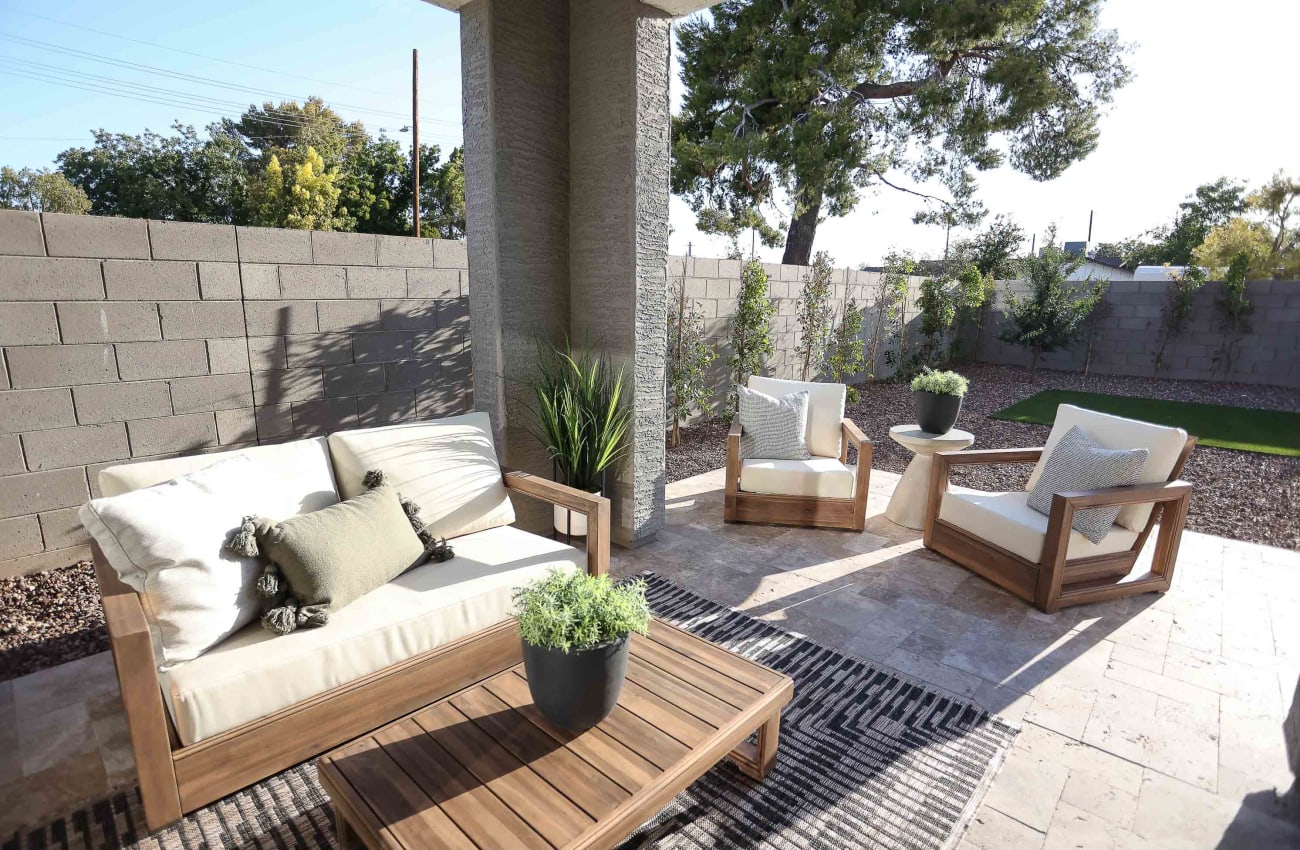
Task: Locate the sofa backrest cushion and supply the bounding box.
[748,376,846,459]
[327,412,515,540]
[98,437,339,511]
[1026,404,1189,532]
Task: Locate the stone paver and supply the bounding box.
[3,466,1298,848]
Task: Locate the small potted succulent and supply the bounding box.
[513,569,650,731]
[910,367,969,435]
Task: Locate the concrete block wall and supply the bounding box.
[0,210,470,578]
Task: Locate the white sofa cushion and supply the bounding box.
[81,454,337,666]
[328,412,515,540]
[939,487,1138,564]
[1026,404,1188,532]
[158,525,582,745]
[740,457,856,499]
[748,376,846,459]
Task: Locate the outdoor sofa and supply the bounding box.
[83,412,607,831]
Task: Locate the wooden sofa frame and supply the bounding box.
[94,470,609,832]
[922,438,1196,613]
[724,418,873,531]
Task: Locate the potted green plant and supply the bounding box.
[530,341,632,536]
[910,367,969,434]
[513,569,650,731]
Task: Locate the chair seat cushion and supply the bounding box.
[740,457,856,499]
[939,488,1138,564]
[158,525,582,745]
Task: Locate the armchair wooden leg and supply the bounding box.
[1151,492,1191,587]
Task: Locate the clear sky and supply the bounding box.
[1,0,1295,267]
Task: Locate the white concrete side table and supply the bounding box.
[885,425,975,530]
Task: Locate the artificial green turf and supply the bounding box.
[989,390,1300,457]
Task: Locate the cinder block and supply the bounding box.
[244,301,318,336]
[407,268,460,298]
[432,239,467,269]
[198,262,242,300]
[718,259,741,278]
[159,301,245,339]
[437,297,469,331]
[692,257,720,278]
[73,381,171,425]
[0,302,59,345]
[353,332,415,363]
[207,338,251,374]
[0,434,24,475]
[704,279,730,299]
[43,213,149,259]
[103,260,200,300]
[6,345,116,388]
[169,373,254,414]
[667,256,687,278]
[357,390,417,426]
[149,220,238,261]
[284,334,354,367]
[252,368,324,404]
[318,300,381,332]
[291,397,358,434]
[323,363,385,397]
[57,302,160,343]
[0,209,45,256]
[38,506,89,550]
[279,264,347,299]
[417,384,467,418]
[127,412,219,456]
[255,404,294,441]
[0,257,104,301]
[0,544,91,579]
[236,226,312,264]
[21,422,129,470]
[239,264,281,299]
[312,232,378,266]
[385,360,439,392]
[0,516,43,560]
[215,407,257,445]
[377,235,433,267]
[347,267,406,298]
[116,340,208,381]
[0,467,88,518]
[248,337,287,371]
[379,300,439,331]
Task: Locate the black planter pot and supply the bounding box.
[915,391,963,435]
[521,633,631,731]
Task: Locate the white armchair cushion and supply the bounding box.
[748,376,846,458]
[940,488,1138,564]
[1026,404,1187,532]
[740,457,856,499]
[737,385,811,460]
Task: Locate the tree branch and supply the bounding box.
[861,168,953,207]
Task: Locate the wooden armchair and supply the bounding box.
[723,377,872,531]
[923,404,1196,613]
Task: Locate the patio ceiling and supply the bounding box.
[420,0,718,14]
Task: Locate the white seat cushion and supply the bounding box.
[1027,404,1188,532]
[748,376,846,458]
[158,525,582,745]
[939,488,1138,564]
[328,412,514,540]
[740,457,856,499]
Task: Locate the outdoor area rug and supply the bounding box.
[5,573,1017,850]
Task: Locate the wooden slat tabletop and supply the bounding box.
[318,618,793,850]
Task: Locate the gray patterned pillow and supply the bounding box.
[1028,425,1149,543]
[737,386,812,460]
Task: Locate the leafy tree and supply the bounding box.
[420,145,466,239]
[866,251,912,379]
[1095,177,1247,269]
[1193,217,1273,279]
[666,274,716,446]
[247,147,347,231]
[1154,265,1206,375]
[1246,171,1300,269]
[917,273,957,366]
[952,215,1025,280]
[0,167,90,214]
[724,258,775,422]
[672,0,1130,264]
[826,298,865,402]
[998,234,1108,374]
[795,251,835,380]
[1215,253,1253,375]
[950,262,993,362]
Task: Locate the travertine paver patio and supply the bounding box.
[2,467,1298,848]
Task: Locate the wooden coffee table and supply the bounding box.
[317,618,793,850]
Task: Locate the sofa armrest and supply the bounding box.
[502,470,610,576]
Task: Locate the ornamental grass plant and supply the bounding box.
[513,570,650,653]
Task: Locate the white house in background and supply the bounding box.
[1068,255,1134,281]
[1133,265,1192,281]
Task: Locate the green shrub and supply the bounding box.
[910,367,968,397]
[513,569,650,653]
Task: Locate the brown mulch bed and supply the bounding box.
[668,363,1300,551]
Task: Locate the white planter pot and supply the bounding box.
[554,490,599,537]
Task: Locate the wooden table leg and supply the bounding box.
[728,711,781,780]
[335,805,359,850]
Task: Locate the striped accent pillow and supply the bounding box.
[1028,425,1149,543]
[737,385,812,460]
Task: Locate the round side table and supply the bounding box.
[885,425,975,530]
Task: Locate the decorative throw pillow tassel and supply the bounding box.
[226,516,261,558]
[297,604,330,629]
[262,596,300,636]
[255,562,282,599]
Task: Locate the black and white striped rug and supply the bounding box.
[5,573,1016,850]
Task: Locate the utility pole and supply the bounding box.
[1087,209,1094,242]
[412,48,420,238]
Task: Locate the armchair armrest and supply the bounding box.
[725,420,743,496]
[502,470,610,576]
[839,418,871,462]
[925,447,1044,540]
[1052,479,1193,510]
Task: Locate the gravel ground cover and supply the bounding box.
[668,363,1300,551]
